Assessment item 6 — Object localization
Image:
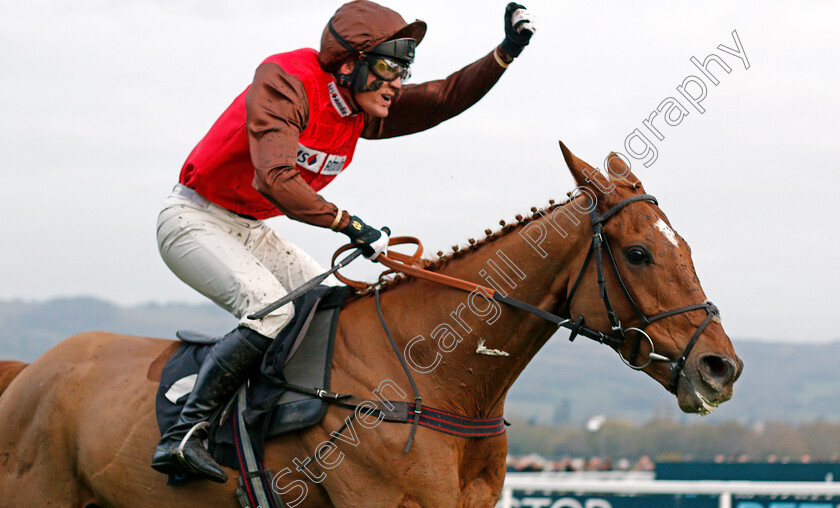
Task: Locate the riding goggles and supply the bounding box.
[367,55,411,82]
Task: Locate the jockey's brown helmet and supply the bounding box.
[320,1,426,91]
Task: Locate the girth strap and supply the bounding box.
[277,391,506,475]
[403,403,506,438]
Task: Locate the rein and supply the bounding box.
[333,194,718,394]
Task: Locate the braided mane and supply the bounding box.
[348,194,576,298]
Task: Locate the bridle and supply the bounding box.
[561,194,720,393]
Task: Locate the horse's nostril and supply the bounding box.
[705,356,727,376]
[700,354,736,384]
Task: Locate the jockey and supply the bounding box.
[152,0,536,483]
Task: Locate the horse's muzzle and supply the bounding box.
[677,353,742,414]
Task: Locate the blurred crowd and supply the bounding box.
[506,454,654,472]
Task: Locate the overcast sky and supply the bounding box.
[1,1,837,343]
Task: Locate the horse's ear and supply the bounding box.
[605,152,645,193]
[558,140,611,192]
[559,141,647,204]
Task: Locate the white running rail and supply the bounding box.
[498,472,840,508]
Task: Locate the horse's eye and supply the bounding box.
[625,246,650,265]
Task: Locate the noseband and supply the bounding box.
[561,194,720,393]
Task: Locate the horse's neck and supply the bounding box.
[383,208,589,418]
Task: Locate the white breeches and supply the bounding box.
[156,184,335,338]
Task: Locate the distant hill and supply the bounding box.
[0,297,236,361]
[1,297,837,425]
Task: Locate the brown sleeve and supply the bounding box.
[247,62,350,230]
[362,47,511,140]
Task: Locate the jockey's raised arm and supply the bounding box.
[152,0,536,483]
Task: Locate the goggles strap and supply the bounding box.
[328,20,365,58]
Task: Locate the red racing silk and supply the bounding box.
[180,48,364,220]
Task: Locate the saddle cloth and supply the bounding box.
[155,285,351,469]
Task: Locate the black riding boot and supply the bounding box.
[151,326,272,482]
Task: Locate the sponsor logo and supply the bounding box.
[320,154,347,176]
[296,143,347,176]
[296,144,326,173]
[328,81,352,118]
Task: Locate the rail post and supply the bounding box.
[499,486,513,508]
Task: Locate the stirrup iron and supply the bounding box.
[176,421,209,460]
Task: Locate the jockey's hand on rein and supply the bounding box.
[501,2,536,59]
[340,215,389,260]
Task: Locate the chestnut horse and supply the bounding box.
[0,143,741,507]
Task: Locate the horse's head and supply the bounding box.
[558,141,742,414]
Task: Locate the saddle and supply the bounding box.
[155,285,351,471]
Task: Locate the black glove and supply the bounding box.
[340,215,389,260]
[500,2,536,59]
